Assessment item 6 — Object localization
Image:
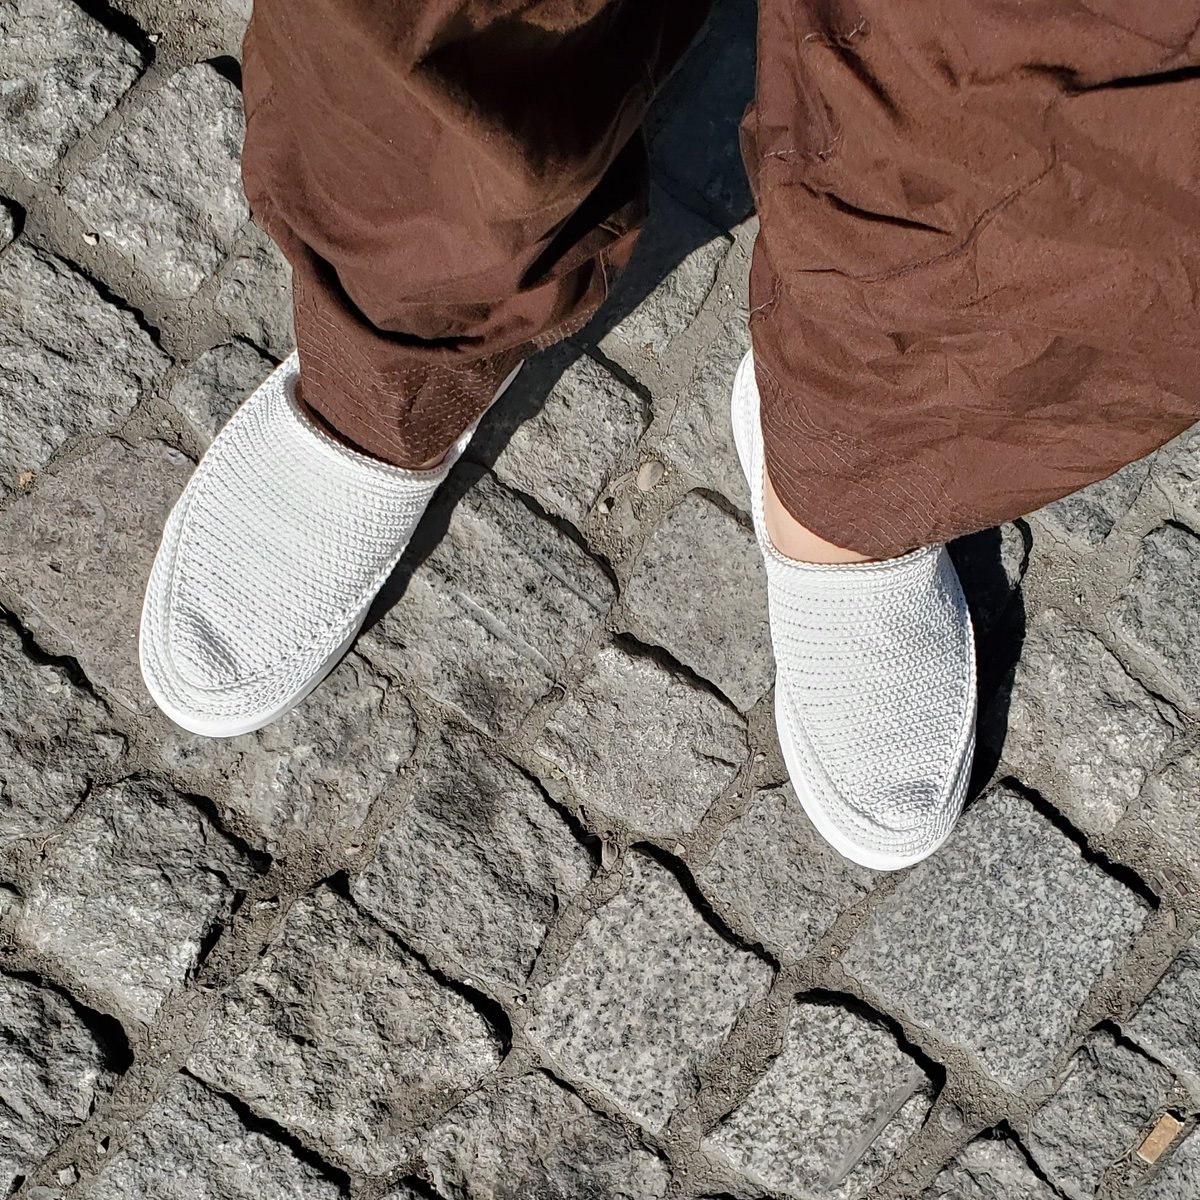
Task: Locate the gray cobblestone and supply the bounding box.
[169,340,274,446]
[1138,750,1200,875]
[352,729,592,991]
[1124,932,1200,1096]
[0,974,117,1195]
[0,621,125,848]
[1003,612,1173,833]
[83,1072,342,1200]
[420,1072,670,1200]
[921,1137,1059,1200]
[661,304,751,512]
[189,887,501,1173]
[697,783,873,962]
[706,997,934,1200]
[593,187,728,377]
[486,352,648,526]
[1114,523,1200,712]
[0,0,141,177]
[622,492,771,710]
[1138,1126,1200,1200]
[0,439,190,711]
[0,245,168,494]
[12,778,257,1023]
[842,785,1148,1089]
[1037,458,1151,547]
[534,642,745,836]
[214,222,295,355]
[1152,426,1200,524]
[159,651,417,842]
[361,474,613,737]
[1026,1030,1172,1200]
[526,851,772,1131]
[63,64,248,299]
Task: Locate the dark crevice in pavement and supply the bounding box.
[180,1069,353,1195]
[798,988,947,1094]
[324,870,515,1054]
[70,0,157,64]
[633,841,778,969]
[7,967,134,1074]
[693,485,752,530]
[1002,778,1160,909]
[991,1122,1075,1200]
[580,344,654,405]
[206,55,243,90]
[0,605,109,709]
[45,247,169,352]
[611,629,744,725]
[171,785,273,874]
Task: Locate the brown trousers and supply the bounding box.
[242,0,1200,558]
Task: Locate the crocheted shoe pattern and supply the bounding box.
[730,351,977,869]
[140,352,516,737]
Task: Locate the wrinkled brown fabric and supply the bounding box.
[241,0,709,469]
[242,0,1200,556]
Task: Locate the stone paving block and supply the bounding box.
[82,1072,342,1200]
[526,852,772,1131]
[352,729,591,990]
[169,340,274,446]
[1026,1030,1173,1200]
[1037,457,1151,547]
[159,651,416,843]
[1156,426,1200,522]
[697,784,874,961]
[622,492,771,710]
[1139,750,1200,876]
[1137,1125,1200,1200]
[485,352,648,526]
[1003,613,1173,833]
[1114,524,1200,711]
[214,221,295,356]
[0,439,191,711]
[648,0,756,224]
[842,785,1148,1090]
[421,1072,670,1200]
[1124,932,1200,1095]
[591,186,729,375]
[921,1136,1060,1200]
[706,998,935,1200]
[189,887,501,1173]
[0,0,141,177]
[534,643,745,837]
[660,293,752,511]
[0,245,168,494]
[0,621,125,848]
[63,65,248,299]
[0,974,118,1195]
[13,779,256,1023]
[360,473,613,738]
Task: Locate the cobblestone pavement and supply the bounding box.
[3,2,1200,1198]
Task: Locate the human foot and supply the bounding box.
[140,353,520,737]
[731,351,977,869]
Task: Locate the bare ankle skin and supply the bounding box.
[762,470,877,565]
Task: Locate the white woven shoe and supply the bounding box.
[731,352,977,870]
[140,352,519,737]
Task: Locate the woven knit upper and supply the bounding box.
[140,352,471,735]
[731,352,976,867]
